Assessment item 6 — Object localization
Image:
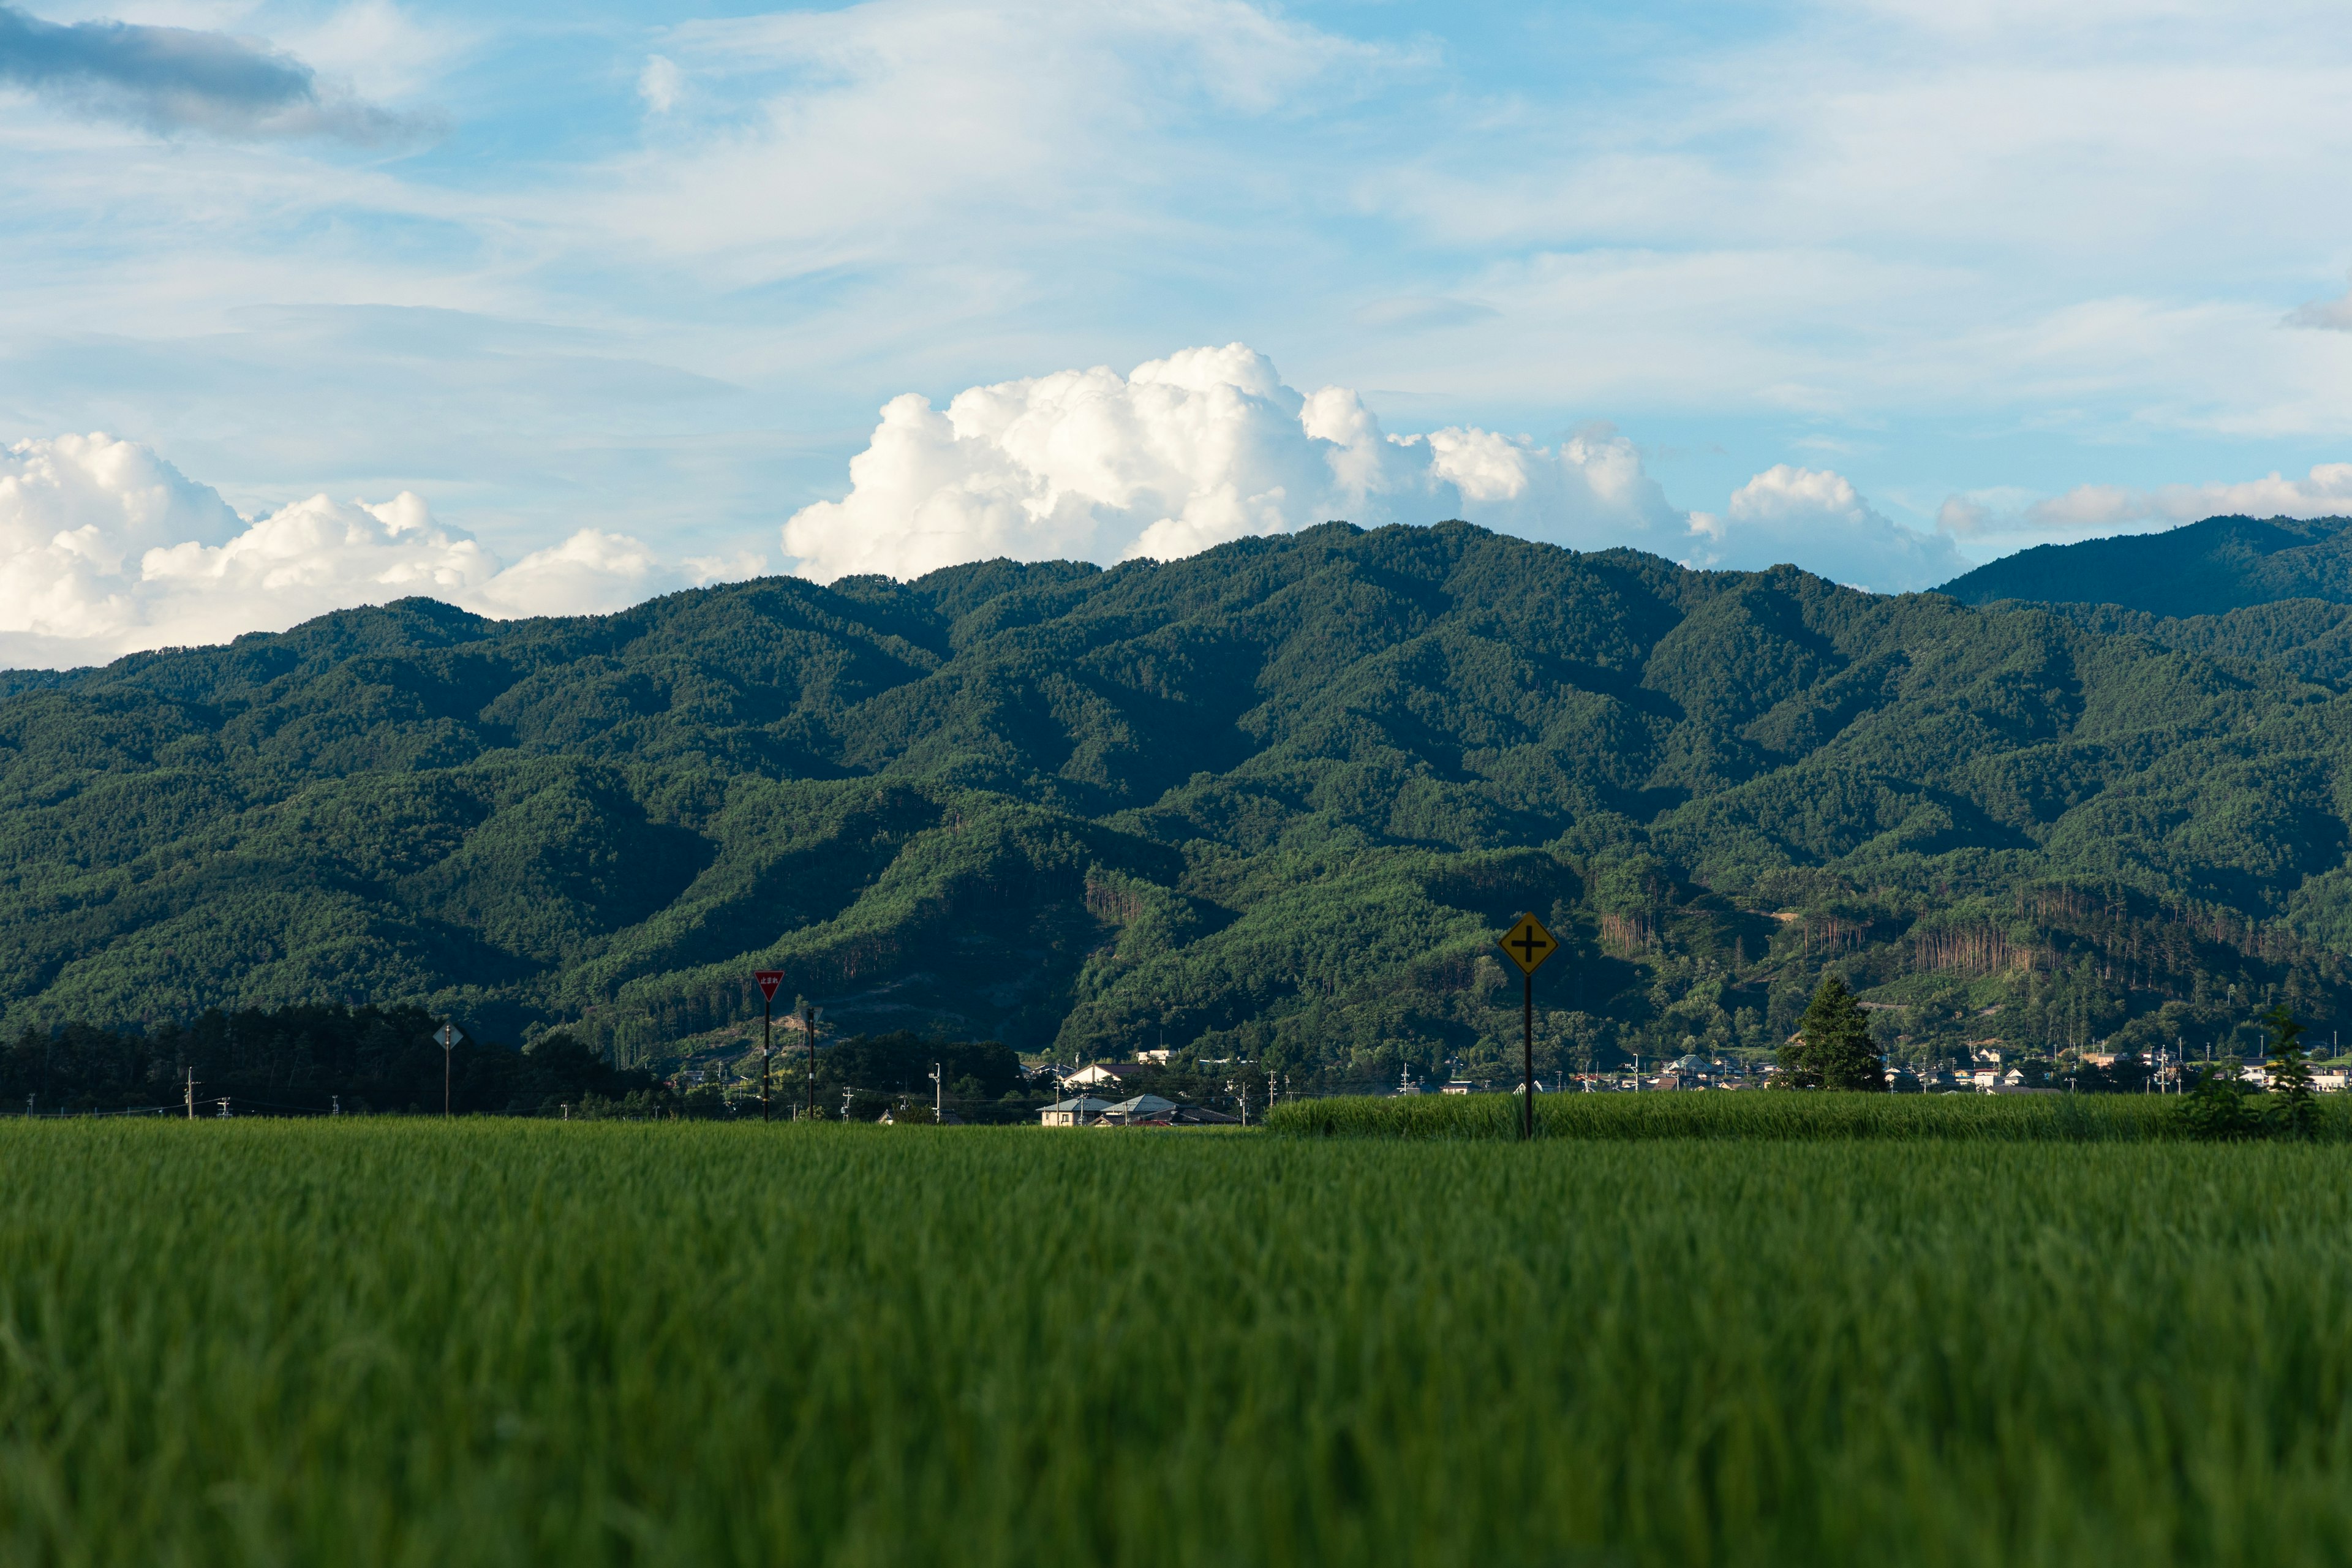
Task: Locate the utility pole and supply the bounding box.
[841,1085,853,1122]
[931,1061,943,1125]
[1521,965,1534,1139]
[803,1001,817,1121]
[184,1067,197,1121]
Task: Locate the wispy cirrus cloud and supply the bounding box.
[0,2,427,141]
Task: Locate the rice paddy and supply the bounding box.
[1,1120,2348,1566]
[1263,1085,2352,1140]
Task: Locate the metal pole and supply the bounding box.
[762,996,772,1123]
[444,1044,451,1119]
[1523,970,1534,1140]
[804,1003,816,1120]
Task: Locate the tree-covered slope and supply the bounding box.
[1939,513,2352,616]
[7,519,2352,1085]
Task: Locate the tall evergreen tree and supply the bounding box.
[1784,976,1885,1092]
[2263,1003,2319,1139]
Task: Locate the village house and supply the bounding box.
[1657,1054,1718,1090]
[1039,1095,1115,1127]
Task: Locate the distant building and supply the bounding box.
[1039,1096,1116,1127]
[1066,1063,1156,1088]
[1097,1093,1180,1125]
[1657,1054,1718,1090]
[1441,1079,1476,1095]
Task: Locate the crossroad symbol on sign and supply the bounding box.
[755,970,785,1003]
[1497,912,1558,976]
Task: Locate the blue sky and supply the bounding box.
[5,0,2352,658]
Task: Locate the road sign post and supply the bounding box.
[755,971,784,1123]
[1496,913,1558,1140]
[435,1023,464,1118]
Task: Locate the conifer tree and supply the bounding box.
[2263,1003,2318,1139]
[1784,976,1885,1091]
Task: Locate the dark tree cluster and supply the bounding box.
[0,1006,655,1116]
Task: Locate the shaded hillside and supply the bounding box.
[1940,513,2352,616]
[6,520,2352,1084]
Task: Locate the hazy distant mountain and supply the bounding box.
[1940,514,2352,616]
[6,520,2352,1083]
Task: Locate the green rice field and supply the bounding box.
[1265,1087,2352,1140]
[1,1120,2349,1566]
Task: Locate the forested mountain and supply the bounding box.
[1940,513,2352,616]
[8,519,2352,1089]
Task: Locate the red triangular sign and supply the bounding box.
[755,970,784,1002]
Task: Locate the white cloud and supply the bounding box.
[1687,464,1970,593]
[781,343,1973,593]
[778,344,1687,581]
[2286,276,2352,331]
[1942,462,2352,542]
[638,55,680,116]
[0,433,750,667]
[597,0,1410,288]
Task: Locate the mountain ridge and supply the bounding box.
[1939,513,2352,616]
[6,519,2352,1082]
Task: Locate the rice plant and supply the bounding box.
[1263,1087,2352,1140]
[0,1121,2347,1565]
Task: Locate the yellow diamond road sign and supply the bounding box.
[1498,912,1558,976]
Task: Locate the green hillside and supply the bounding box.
[7,519,2352,1086]
[1940,513,2352,616]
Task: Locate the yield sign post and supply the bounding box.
[435,1023,464,1119]
[754,971,785,1122]
[1496,914,1558,1140]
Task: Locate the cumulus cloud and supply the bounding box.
[782,344,1959,592]
[0,434,742,668]
[1687,465,1970,592]
[780,344,1686,581]
[0,3,421,141]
